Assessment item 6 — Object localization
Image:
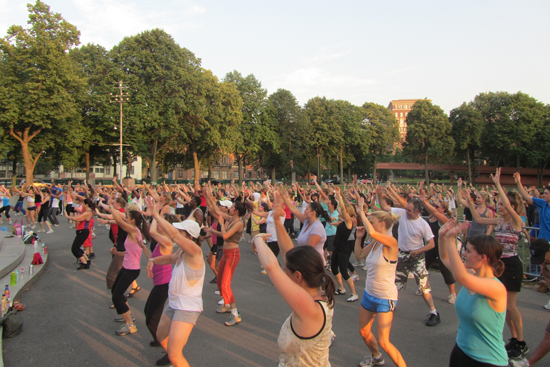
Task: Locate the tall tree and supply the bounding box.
[449,102,483,184]
[110,29,202,183]
[0,0,86,184]
[402,99,454,183]
[361,102,399,178]
[70,43,118,180]
[304,97,345,179]
[526,104,550,186]
[224,71,269,183]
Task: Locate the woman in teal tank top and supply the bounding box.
[439,218,508,367]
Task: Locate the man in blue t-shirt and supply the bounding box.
[514,173,550,241]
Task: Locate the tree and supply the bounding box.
[110,29,202,183]
[361,102,400,178]
[449,102,483,184]
[0,1,86,184]
[526,104,550,186]
[402,100,454,183]
[70,43,118,180]
[303,97,345,179]
[224,71,270,183]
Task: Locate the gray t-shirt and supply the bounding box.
[297,219,327,263]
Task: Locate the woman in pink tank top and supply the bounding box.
[108,206,152,337]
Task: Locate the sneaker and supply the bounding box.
[415,288,422,296]
[260,269,267,274]
[335,289,346,295]
[209,277,217,284]
[505,338,518,352]
[91,233,96,238]
[53,224,60,227]
[115,315,136,323]
[347,294,359,302]
[105,224,110,230]
[362,264,368,271]
[217,305,231,313]
[352,259,365,267]
[115,323,137,336]
[447,294,457,304]
[543,300,550,310]
[351,274,360,282]
[214,290,220,295]
[46,229,54,234]
[359,354,385,367]
[90,253,96,259]
[425,312,440,327]
[225,313,241,326]
[37,229,45,233]
[218,299,224,305]
[156,354,171,366]
[508,358,530,367]
[508,340,529,358]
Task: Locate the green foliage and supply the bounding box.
[110,28,202,182]
[403,100,454,182]
[0,0,86,183]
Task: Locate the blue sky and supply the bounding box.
[2,0,548,113]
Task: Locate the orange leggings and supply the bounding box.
[217,248,240,305]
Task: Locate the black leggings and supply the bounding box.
[37,206,49,223]
[144,283,169,343]
[112,267,140,314]
[331,245,351,280]
[449,344,505,367]
[71,229,89,259]
[425,245,456,285]
[347,240,356,273]
[267,241,280,257]
[0,205,11,219]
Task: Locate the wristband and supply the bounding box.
[148,258,154,263]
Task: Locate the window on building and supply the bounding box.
[395,113,398,118]
[94,168,104,173]
[178,170,183,178]
[248,170,252,178]
[222,170,228,179]
[400,105,402,109]
[222,156,227,165]
[400,112,403,117]
[213,171,220,179]
[257,170,261,178]
[192,171,195,178]
[233,171,239,179]
[106,167,111,175]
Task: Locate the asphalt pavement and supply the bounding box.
[3,213,550,367]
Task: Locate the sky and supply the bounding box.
[1,0,549,113]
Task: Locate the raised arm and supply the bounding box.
[280,189,306,223]
[376,186,391,212]
[513,172,534,205]
[455,178,470,208]
[465,190,502,226]
[272,192,295,259]
[420,193,449,224]
[492,168,524,229]
[333,186,352,229]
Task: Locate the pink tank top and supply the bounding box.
[152,243,172,286]
[123,228,143,270]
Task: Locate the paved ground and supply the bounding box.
[3,213,550,367]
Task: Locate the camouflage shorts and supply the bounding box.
[395,251,431,294]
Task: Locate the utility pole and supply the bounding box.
[110,81,129,185]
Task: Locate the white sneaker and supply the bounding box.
[46,229,54,234]
[359,355,385,367]
[37,229,45,233]
[352,259,365,267]
[347,294,359,302]
[543,300,550,310]
[260,269,267,274]
[362,264,368,271]
[351,274,360,282]
[509,358,530,367]
[447,294,457,304]
[218,298,224,305]
[214,290,220,295]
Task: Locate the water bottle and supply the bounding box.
[10,272,17,286]
[20,267,25,281]
[4,285,9,298]
[41,241,45,254]
[15,269,19,282]
[29,264,33,275]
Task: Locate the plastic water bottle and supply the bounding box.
[15,269,19,282]
[10,272,16,286]
[20,267,24,281]
[41,241,45,254]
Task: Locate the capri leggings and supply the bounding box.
[425,245,455,285]
[71,229,89,259]
[217,248,240,305]
[0,205,11,220]
[331,245,351,280]
[267,241,280,257]
[112,267,140,314]
[144,283,169,343]
[37,206,48,223]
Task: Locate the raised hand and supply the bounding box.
[513,172,521,185]
[490,167,501,185]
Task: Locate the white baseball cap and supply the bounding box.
[172,220,200,238]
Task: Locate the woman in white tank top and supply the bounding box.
[354,197,406,367]
[146,198,205,367]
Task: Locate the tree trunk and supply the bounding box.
[467,149,472,185]
[193,151,201,183]
[347,167,351,184]
[425,154,429,184]
[208,161,212,180]
[307,161,311,181]
[85,152,90,181]
[149,140,159,183]
[517,155,521,171]
[339,149,344,183]
[271,167,276,183]
[10,128,42,186]
[372,155,377,180]
[11,156,17,177]
[317,146,321,179]
[237,156,243,184]
[539,158,549,187]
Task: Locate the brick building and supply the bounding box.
[387,98,431,141]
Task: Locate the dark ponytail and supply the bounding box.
[468,235,505,277]
[321,273,335,308]
[309,202,330,222]
[128,210,152,242]
[493,260,505,278]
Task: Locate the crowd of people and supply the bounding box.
[2,170,550,367]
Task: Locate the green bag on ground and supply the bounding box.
[0,309,23,338]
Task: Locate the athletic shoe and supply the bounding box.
[37,229,45,233]
[506,338,518,352]
[351,274,360,282]
[156,354,171,366]
[217,305,231,313]
[46,229,54,234]
[90,253,96,259]
[54,224,60,227]
[214,290,220,295]
[508,358,530,367]
[260,269,267,274]
[218,299,224,305]
[91,233,96,238]
[105,224,110,230]
[447,294,457,304]
[425,312,440,327]
[543,300,550,310]
[508,340,529,358]
[224,313,241,326]
[347,294,359,302]
[115,315,136,323]
[359,354,385,367]
[415,288,422,296]
[362,264,368,271]
[115,323,137,336]
[352,259,365,267]
[334,289,346,295]
[209,277,217,284]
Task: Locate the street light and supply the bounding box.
[110,81,129,185]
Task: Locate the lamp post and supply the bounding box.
[110,81,129,185]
